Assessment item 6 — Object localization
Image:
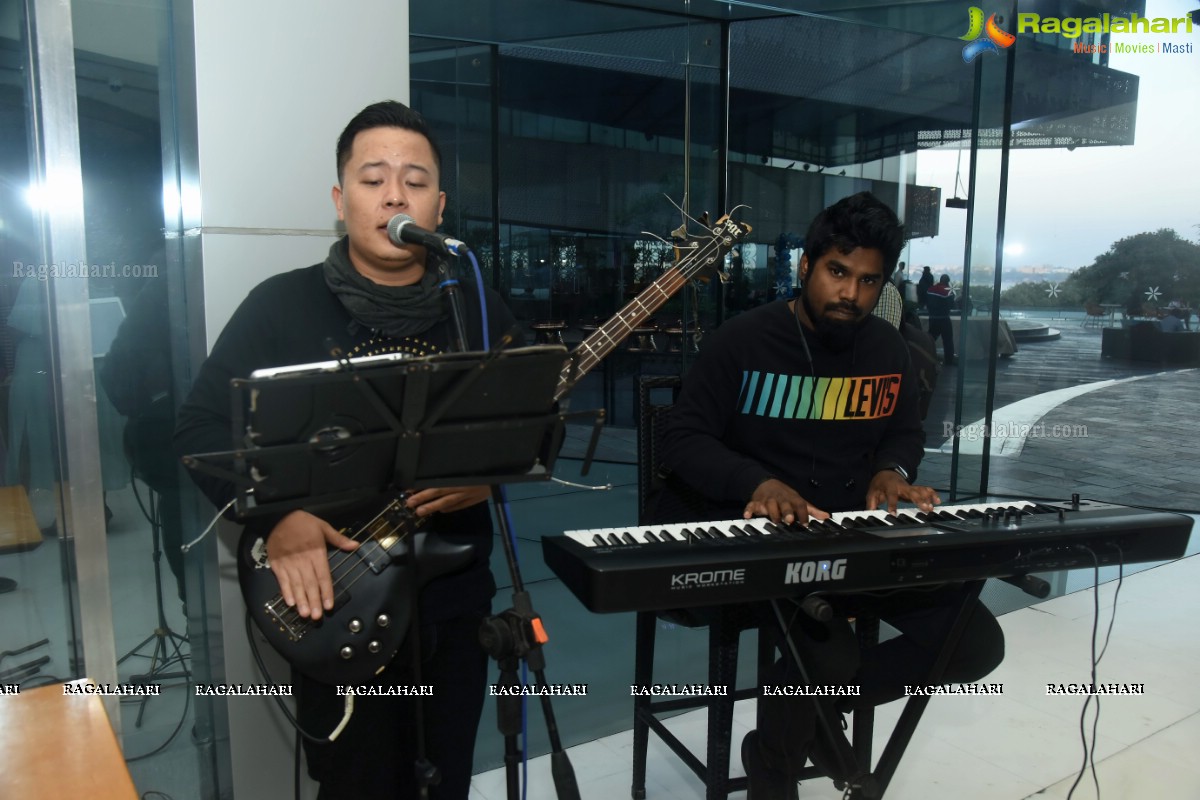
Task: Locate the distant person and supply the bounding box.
[925,274,956,365]
[916,266,934,309]
[1159,308,1185,333]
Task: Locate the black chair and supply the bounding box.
[629,375,879,800]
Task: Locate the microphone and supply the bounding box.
[386,214,469,257]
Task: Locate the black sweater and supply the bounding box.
[661,300,925,516]
[174,247,517,621]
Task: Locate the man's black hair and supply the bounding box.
[802,191,906,281]
[336,100,442,183]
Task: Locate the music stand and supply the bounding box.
[184,343,597,800]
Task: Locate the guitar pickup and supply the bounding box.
[354,540,395,574]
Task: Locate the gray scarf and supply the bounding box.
[322,237,447,339]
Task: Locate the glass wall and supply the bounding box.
[411,0,1199,771]
[0,2,213,799]
[70,0,203,790]
[0,1,83,695]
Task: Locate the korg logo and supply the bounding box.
[784,559,847,584]
[670,569,746,589]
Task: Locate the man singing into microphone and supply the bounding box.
[175,101,516,799]
[657,192,1004,799]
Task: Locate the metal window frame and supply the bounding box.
[27,0,122,724]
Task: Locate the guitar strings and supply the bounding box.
[268,499,424,632]
[571,229,735,378]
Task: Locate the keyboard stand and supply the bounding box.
[771,580,986,799]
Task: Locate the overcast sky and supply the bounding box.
[908,0,1199,279]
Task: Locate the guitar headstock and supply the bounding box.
[670,213,752,283]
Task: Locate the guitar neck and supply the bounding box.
[549,215,748,403]
[552,265,687,402]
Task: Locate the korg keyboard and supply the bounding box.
[541,499,1193,613]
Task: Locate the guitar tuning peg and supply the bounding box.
[670,222,688,241]
[716,270,731,284]
[698,211,710,227]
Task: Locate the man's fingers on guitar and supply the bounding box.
[276,570,296,610]
[318,565,336,612]
[323,522,359,550]
[298,561,327,620]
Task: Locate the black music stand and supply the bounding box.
[185,343,597,800]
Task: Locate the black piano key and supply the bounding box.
[606,533,622,546]
[592,534,606,546]
[764,522,782,536]
[884,514,900,524]
[643,531,659,543]
[727,524,747,537]
[706,526,724,540]
[659,529,680,542]
[622,532,637,544]
[741,523,764,536]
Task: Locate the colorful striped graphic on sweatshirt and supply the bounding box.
[738,371,902,420]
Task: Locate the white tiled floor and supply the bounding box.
[470,555,1200,799]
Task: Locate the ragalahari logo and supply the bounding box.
[960,7,1016,62]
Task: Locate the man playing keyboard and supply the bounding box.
[658,192,1004,799]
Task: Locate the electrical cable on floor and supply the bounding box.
[124,676,191,763]
[1064,543,1124,800]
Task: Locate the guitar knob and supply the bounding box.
[368,641,381,654]
[348,619,363,633]
[340,646,355,660]
[376,614,390,628]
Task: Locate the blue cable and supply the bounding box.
[466,250,490,350]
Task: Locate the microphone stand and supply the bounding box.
[480,492,580,800]
[440,252,580,800]
[437,256,470,355]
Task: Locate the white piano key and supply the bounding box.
[561,501,1043,546]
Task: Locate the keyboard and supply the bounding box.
[541,499,1193,612]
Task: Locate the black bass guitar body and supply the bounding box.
[236,498,473,685]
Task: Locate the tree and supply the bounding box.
[1064,229,1200,311]
[1000,280,1083,308]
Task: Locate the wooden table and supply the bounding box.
[0,485,43,554]
[0,680,138,799]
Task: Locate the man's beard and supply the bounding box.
[801,290,865,353]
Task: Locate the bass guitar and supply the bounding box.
[237,214,751,685]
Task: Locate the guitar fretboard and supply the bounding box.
[553,218,747,401]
